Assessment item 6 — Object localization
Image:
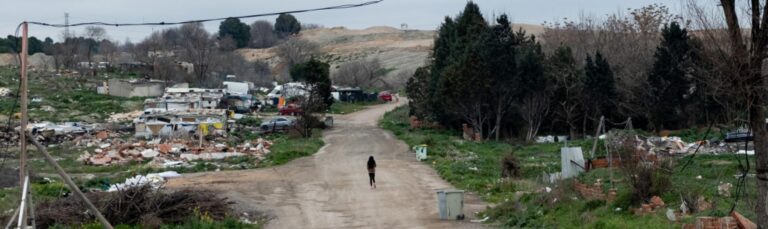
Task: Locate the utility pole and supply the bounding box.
[64,13,70,38]
[18,21,29,228]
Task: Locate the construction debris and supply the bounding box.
[107,171,181,192]
[79,138,273,166]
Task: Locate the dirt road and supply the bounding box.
[167,101,487,229]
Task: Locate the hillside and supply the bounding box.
[0,24,546,89]
[238,24,545,88]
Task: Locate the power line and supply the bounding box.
[25,0,383,28]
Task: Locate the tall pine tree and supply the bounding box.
[583,51,616,130]
[648,21,695,130]
[549,46,582,138]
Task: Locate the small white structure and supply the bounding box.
[560,147,585,179]
[414,145,428,161]
[436,189,464,220]
[267,82,307,103]
[223,81,249,95]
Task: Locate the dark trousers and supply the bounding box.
[369,173,375,186]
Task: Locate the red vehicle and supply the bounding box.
[378,91,393,102]
[279,104,304,116]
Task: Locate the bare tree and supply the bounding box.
[540,4,679,123]
[51,39,79,71]
[250,20,278,48]
[178,23,218,86]
[218,36,238,52]
[276,38,318,67]
[520,93,550,142]
[275,38,319,81]
[99,40,118,64]
[83,26,106,63]
[700,1,768,226]
[332,58,385,88]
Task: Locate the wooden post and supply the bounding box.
[28,134,114,229]
[17,21,29,228]
[3,206,19,229]
[18,22,28,189]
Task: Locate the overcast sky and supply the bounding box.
[1,0,698,43]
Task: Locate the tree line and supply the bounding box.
[407,2,721,141]
[0,35,53,55]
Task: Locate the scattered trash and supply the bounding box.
[696,175,703,179]
[535,135,555,143]
[107,172,177,191]
[470,216,490,223]
[666,208,676,222]
[736,150,755,155]
[718,182,733,197]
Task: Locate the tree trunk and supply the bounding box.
[750,100,768,227]
[495,101,502,141]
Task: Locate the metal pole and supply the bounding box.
[27,134,114,229]
[589,116,604,159]
[16,176,28,228]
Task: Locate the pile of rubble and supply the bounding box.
[78,137,273,166]
[607,133,733,156]
[0,122,112,146]
[640,136,732,156]
[107,110,144,123]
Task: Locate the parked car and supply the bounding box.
[378,91,392,102]
[260,117,295,132]
[279,104,304,116]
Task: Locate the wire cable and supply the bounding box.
[25,1,383,28]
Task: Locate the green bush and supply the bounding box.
[237,117,262,127]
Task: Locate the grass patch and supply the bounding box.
[328,101,383,114]
[260,133,324,166]
[0,67,145,122]
[380,105,758,228]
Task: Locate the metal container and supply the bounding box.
[436,189,465,220]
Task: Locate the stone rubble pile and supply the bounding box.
[78,136,273,167]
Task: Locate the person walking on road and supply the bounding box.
[367,156,377,189]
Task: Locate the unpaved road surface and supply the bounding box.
[167,101,487,228]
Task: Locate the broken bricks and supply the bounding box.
[80,138,274,166]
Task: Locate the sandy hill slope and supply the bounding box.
[238,24,544,88]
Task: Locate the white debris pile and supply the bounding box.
[640,136,731,155]
[107,171,181,192]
